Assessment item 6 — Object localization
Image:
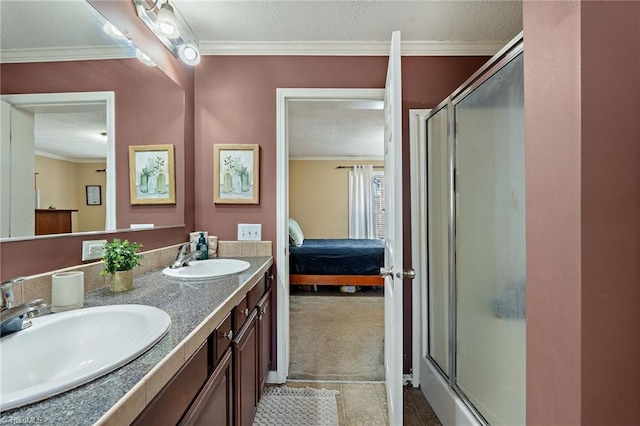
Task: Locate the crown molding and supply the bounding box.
[0,40,503,64]
[200,40,504,56]
[0,46,134,64]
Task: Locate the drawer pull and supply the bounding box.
[242,308,249,316]
[223,330,233,340]
[267,274,274,280]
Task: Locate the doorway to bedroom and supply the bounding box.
[283,93,386,382]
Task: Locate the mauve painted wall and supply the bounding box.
[525,1,640,423]
[0,0,195,280]
[1,60,185,230]
[194,55,488,372]
[580,1,640,424]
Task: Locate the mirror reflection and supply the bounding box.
[0,0,185,240]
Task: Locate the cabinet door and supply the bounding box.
[232,309,258,426]
[256,289,272,399]
[181,348,233,426]
[133,342,208,426]
[214,312,233,367]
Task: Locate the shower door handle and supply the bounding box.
[396,268,415,279]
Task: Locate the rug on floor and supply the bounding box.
[289,295,384,381]
[252,386,340,426]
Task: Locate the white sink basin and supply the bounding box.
[0,304,170,411]
[163,258,251,280]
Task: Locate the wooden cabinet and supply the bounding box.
[233,309,258,426]
[181,348,233,426]
[257,289,272,397]
[135,270,272,426]
[35,209,77,235]
[133,343,208,426]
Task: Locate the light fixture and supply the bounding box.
[135,48,157,67]
[178,41,200,66]
[154,2,180,39]
[133,0,200,67]
[103,22,130,43]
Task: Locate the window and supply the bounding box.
[372,171,385,239]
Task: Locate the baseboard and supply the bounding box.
[266,371,281,384]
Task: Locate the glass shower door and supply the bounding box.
[453,52,526,425]
[426,105,450,376]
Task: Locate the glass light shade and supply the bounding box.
[178,42,200,66]
[155,2,180,39]
[135,48,156,67]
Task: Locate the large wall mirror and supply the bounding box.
[0,0,185,241]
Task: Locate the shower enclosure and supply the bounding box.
[419,35,525,425]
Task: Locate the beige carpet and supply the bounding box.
[289,295,384,381]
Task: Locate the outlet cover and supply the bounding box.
[237,224,262,241]
[82,239,107,261]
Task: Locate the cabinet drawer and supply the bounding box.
[214,313,233,367]
[235,295,249,332]
[133,342,208,426]
[248,277,266,310]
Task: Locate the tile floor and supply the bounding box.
[284,381,442,426]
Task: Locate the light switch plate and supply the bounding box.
[82,239,107,261]
[237,224,262,241]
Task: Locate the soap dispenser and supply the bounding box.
[196,232,208,260]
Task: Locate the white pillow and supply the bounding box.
[288,218,304,247]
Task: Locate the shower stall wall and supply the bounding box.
[419,34,525,426]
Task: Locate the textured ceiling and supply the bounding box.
[289,104,384,158]
[173,0,522,43]
[34,112,107,161]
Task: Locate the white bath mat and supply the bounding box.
[252,386,340,426]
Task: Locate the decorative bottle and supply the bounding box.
[157,172,166,194]
[139,170,148,193]
[240,169,249,192]
[196,232,208,260]
[223,172,233,193]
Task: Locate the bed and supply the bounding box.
[289,238,385,286]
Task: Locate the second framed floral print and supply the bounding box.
[213,144,259,204]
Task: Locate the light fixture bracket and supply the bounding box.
[133,0,200,65]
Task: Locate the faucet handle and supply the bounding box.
[1,277,25,310]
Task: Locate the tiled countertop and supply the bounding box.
[0,256,273,426]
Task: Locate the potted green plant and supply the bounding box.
[100,238,143,292]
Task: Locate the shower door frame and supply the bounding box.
[419,33,524,426]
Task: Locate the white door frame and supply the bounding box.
[274,88,385,383]
[0,91,116,232]
[409,109,431,388]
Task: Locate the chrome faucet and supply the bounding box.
[1,299,47,337]
[170,243,198,269]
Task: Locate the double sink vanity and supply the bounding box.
[0,255,273,426]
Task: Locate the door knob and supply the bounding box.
[379,267,394,278]
[396,268,416,279]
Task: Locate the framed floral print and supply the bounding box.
[128,144,176,205]
[213,144,259,204]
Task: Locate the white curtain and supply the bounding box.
[349,165,376,239]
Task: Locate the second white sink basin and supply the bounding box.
[0,304,170,411]
[163,258,251,280]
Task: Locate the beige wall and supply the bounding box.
[289,159,383,239]
[36,155,77,210]
[35,156,106,233]
[76,162,106,232]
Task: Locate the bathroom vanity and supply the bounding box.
[0,256,273,426]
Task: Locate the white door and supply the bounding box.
[0,102,35,238]
[382,30,405,426]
